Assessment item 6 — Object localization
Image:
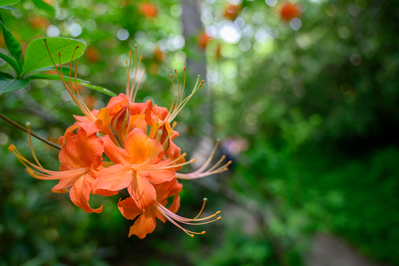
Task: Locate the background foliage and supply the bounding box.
[0,0,398,265]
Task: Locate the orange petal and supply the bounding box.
[75,128,104,169]
[107,93,129,115]
[129,114,147,133]
[138,165,175,185]
[58,133,82,169]
[128,208,157,238]
[127,172,157,211]
[96,108,120,146]
[94,164,132,191]
[103,135,131,164]
[129,102,147,115]
[153,104,169,120]
[144,99,153,126]
[168,194,181,214]
[118,197,142,220]
[94,189,119,197]
[124,128,163,164]
[51,175,78,192]
[77,121,101,137]
[59,128,104,169]
[155,178,183,202]
[69,175,103,213]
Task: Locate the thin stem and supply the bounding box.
[0,113,61,150]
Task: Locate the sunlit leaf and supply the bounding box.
[0,71,29,95]
[31,0,55,17]
[0,5,17,10]
[28,65,75,75]
[0,0,20,7]
[28,74,117,97]
[0,14,23,70]
[21,37,86,77]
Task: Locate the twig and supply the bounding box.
[0,113,61,150]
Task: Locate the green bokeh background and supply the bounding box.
[0,0,398,265]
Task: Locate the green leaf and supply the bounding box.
[21,37,86,77]
[27,66,75,75]
[0,71,29,95]
[0,5,17,10]
[31,0,55,16]
[82,83,117,97]
[0,52,21,74]
[0,14,23,70]
[0,0,20,7]
[28,74,117,97]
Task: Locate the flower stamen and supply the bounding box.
[147,159,195,170]
[156,201,221,237]
[43,40,96,121]
[175,141,231,180]
[26,122,42,168]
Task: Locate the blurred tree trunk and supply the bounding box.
[180,2,288,265]
[181,0,214,138]
[181,0,206,79]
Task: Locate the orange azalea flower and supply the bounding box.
[139,2,158,18]
[280,2,301,22]
[119,179,221,238]
[8,46,231,238]
[9,126,107,213]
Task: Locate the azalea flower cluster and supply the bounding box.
[9,49,230,238]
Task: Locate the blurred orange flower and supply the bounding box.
[197,30,212,50]
[154,46,166,62]
[139,2,158,18]
[85,46,100,63]
[29,16,50,29]
[223,3,242,21]
[280,2,301,22]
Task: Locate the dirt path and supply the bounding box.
[305,234,389,266]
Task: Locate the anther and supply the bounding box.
[8,144,16,152]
